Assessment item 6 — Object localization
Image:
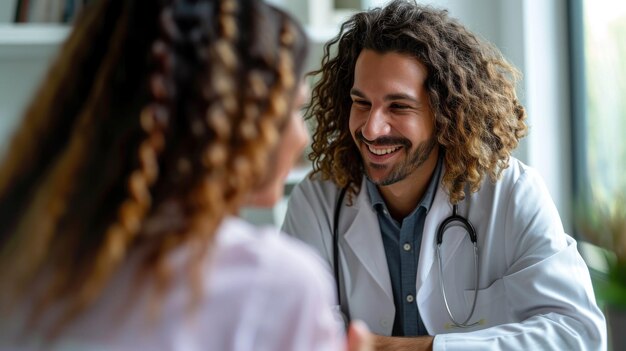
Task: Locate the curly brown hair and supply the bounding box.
[308,0,527,203]
[0,0,307,337]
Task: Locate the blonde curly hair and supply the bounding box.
[0,0,307,337]
[307,0,527,203]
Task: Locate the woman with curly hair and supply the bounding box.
[283,1,605,350]
[0,0,373,350]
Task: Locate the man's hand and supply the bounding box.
[347,320,374,351]
[373,334,434,351]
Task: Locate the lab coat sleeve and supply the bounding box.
[282,178,334,264]
[282,178,350,328]
[434,167,607,350]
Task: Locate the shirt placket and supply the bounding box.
[400,214,418,336]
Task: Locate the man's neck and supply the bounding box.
[378,147,439,221]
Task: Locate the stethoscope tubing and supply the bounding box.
[436,204,480,328]
[436,236,479,327]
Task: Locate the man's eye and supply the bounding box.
[390,103,409,109]
[353,100,370,107]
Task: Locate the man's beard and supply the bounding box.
[357,131,438,186]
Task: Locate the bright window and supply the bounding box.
[578,1,626,202]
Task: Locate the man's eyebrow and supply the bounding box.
[384,93,419,104]
[350,88,367,98]
[350,88,420,105]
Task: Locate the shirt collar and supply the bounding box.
[366,150,443,218]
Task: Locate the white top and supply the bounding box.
[0,217,344,351]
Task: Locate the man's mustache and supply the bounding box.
[355,131,412,148]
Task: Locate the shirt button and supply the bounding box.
[406,294,414,303]
[380,318,389,327]
[403,243,411,251]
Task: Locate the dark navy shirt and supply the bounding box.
[365,154,443,336]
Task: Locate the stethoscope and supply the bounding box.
[435,202,480,328]
[332,185,480,328]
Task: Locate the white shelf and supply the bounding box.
[0,24,69,44]
[0,24,69,59]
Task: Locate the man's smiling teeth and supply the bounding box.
[368,145,401,155]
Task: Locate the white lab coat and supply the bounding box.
[283,157,606,350]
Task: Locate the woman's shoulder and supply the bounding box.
[200,217,340,349]
[214,216,335,294]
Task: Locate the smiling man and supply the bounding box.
[350,50,438,220]
[282,1,606,351]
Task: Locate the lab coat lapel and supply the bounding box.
[342,180,394,303]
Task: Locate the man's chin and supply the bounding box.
[366,166,412,187]
[364,169,391,186]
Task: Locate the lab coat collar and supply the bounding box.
[343,177,394,303]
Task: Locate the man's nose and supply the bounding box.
[361,108,391,141]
